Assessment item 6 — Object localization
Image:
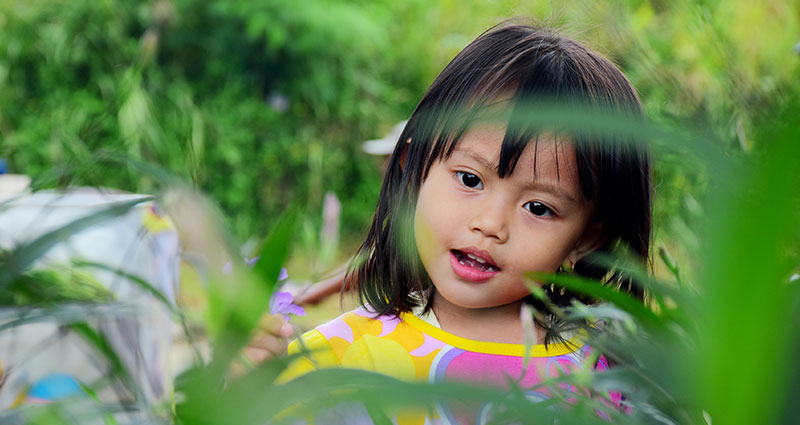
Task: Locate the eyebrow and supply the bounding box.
[453,148,580,204]
[524,180,579,204]
[459,150,496,171]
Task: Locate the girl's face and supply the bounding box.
[414,125,602,313]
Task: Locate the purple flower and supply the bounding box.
[270,291,305,318]
[222,261,233,275]
[223,257,296,318]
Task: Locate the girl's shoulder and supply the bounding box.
[285,306,421,380]
[291,306,599,358]
[312,306,404,342]
[289,306,411,357]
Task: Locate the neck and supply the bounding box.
[430,292,546,345]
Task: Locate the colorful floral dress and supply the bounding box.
[283,306,614,424]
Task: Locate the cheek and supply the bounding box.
[413,206,436,262]
[414,181,451,264]
[505,230,576,276]
[414,196,449,265]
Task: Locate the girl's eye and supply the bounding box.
[524,201,554,217]
[456,171,483,189]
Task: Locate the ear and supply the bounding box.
[567,220,606,265]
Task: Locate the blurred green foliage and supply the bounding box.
[1,2,799,422]
[0,0,420,243]
[0,261,115,305]
[1,0,798,278]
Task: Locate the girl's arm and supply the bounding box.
[293,270,346,305]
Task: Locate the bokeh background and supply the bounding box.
[3,0,797,285]
[2,1,800,424]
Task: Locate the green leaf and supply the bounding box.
[68,322,134,395]
[529,272,660,326]
[71,260,176,314]
[193,207,298,388]
[0,197,149,287]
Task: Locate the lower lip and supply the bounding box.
[449,251,500,283]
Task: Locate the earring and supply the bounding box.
[559,258,575,274]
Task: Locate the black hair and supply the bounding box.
[348,21,651,331]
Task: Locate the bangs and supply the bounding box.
[414,74,595,193]
[420,99,543,180]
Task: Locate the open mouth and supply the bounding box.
[451,249,500,272]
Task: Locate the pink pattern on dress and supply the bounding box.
[409,332,448,357]
[316,312,354,343]
[351,306,402,337]
[351,306,375,318]
[442,351,536,387]
[376,315,399,337]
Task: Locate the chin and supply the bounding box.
[435,288,524,311]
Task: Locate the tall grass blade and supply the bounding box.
[176,208,298,413]
[0,197,150,286]
[698,95,800,425]
[529,272,660,326]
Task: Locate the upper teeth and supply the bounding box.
[466,253,487,264]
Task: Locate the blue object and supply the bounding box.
[28,374,85,400]
[0,159,6,174]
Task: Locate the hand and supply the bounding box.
[230,314,293,377]
[246,314,293,361]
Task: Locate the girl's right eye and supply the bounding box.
[456,171,483,189]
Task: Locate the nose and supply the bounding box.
[468,201,509,243]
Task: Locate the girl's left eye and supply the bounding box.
[456,171,483,189]
[524,201,554,217]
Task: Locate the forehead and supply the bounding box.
[449,124,581,187]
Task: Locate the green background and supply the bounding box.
[1,0,798,278]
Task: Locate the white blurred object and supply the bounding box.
[0,189,180,417]
[0,174,31,195]
[361,120,408,156]
[266,91,290,113]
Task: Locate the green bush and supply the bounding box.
[0,0,428,250]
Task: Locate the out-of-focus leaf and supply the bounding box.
[698,93,800,425]
[529,272,660,326]
[0,197,149,287]
[71,260,175,314]
[67,322,134,395]
[181,208,298,393]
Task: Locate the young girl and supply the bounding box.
[270,21,650,423]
